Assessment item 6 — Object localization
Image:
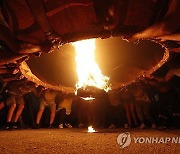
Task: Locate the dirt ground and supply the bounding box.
[0,128,179,154]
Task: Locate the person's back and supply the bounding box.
[131,83,150,102]
[42,89,57,103]
[6,80,24,96]
[131,82,155,129]
[58,97,73,115]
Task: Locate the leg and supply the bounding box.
[7,103,16,122]
[143,103,153,124]
[132,0,180,39]
[129,102,138,126]
[6,96,16,122]
[0,25,20,53]
[36,109,44,124]
[13,97,25,123]
[59,109,66,125]
[49,103,56,125]
[36,101,45,124]
[0,102,4,110]
[25,0,61,43]
[25,0,52,33]
[135,102,144,123]
[13,104,24,122]
[108,105,116,127]
[76,100,82,124]
[123,103,132,127]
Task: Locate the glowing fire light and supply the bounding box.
[88,126,96,133]
[80,97,95,101]
[73,39,111,92]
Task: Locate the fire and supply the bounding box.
[80,97,95,101]
[73,39,111,92]
[88,126,96,133]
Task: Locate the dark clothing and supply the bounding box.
[135,102,154,124]
[107,104,126,127]
[157,89,178,127]
[23,92,40,127]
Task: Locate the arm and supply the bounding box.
[0,25,40,55]
[25,0,52,33]
[3,74,23,83]
[165,68,180,81]
[0,102,4,110]
[25,0,62,43]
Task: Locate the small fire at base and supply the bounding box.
[88,126,96,133]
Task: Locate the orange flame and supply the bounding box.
[73,39,111,92]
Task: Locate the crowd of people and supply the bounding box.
[0,0,179,131]
[0,74,179,130]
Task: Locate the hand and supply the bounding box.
[12,68,19,74]
[45,31,62,53]
[19,43,41,54]
[148,75,155,79]
[45,31,61,44]
[16,56,29,63]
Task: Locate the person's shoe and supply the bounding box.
[109,124,116,129]
[151,123,157,129]
[4,122,12,130]
[78,123,85,128]
[59,124,63,129]
[47,124,53,129]
[33,123,40,129]
[124,124,130,129]
[140,123,146,129]
[158,125,167,130]
[65,123,72,128]
[12,122,19,129]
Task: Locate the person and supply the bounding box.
[57,93,75,129]
[0,91,6,129]
[0,6,40,54]
[153,68,180,82]
[103,0,180,43]
[0,62,20,76]
[131,0,180,40]
[25,0,61,45]
[0,77,5,113]
[23,90,39,128]
[119,86,138,128]
[0,3,41,66]
[35,88,60,128]
[76,97,88,128]
[0,75,4,93]
[131,81,156,129]
[0,96,4,110]
[147,76,178,129]
[0,75,6,128]
[107,89,125,129]
[4,79,36,129]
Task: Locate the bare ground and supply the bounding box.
[0,128,179,154]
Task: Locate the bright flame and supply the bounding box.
[88,126,96,133]
[80,97,95,101]
[73,39,111,92]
